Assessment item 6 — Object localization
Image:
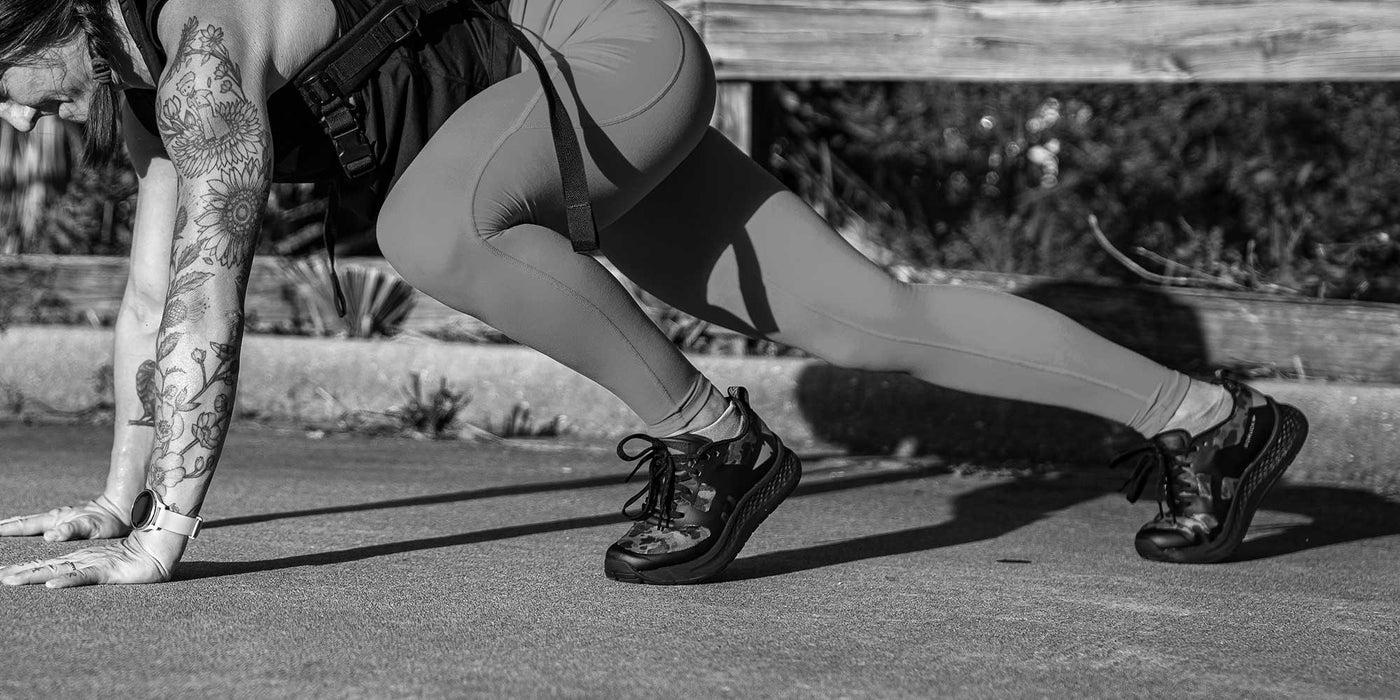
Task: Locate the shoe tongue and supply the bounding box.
[1153,430,1194,452]
[660,434,711,456]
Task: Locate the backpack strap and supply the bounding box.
[294,0,421,180]
[469,8,599,255]
[294,0,601,315]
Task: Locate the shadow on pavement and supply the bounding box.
[177,513,627,581]
[200,474,628,530]
[1227,483,1400,562]
[792,280,1211,464]
[722,479,1400,581]
[183,463,1399,582]
[721,474,1099,581]
[176,462,954,581]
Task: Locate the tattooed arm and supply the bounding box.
[129,10,275,570]
[0,102,181,542]
[103,101,183,527]
[0,6,284,587]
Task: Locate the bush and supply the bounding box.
[766,81,1400,300]
[12,82,1400,302]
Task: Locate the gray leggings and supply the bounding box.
[376,0,1191,437]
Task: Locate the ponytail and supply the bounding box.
[74,0,123,166]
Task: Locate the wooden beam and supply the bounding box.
[711,81,753,154]
[6,255,1400,382]
[665,0,1400,82]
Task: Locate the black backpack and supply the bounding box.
[291,0,599,312]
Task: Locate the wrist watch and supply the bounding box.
[129,489,203,539]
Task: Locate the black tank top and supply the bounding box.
[117,0,515,232]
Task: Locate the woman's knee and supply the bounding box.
[377,180,488,292]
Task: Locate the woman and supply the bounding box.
[0,0,1307,587]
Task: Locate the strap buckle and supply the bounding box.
[380,4,424,46]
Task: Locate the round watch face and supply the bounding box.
[130,490,156,528]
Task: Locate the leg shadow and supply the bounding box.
[200,473,626,530]
[177,513,626,581]
[177,459,956,581]
[724,477,1400,580]
[795,280,1211,463]
[723,473,1108,581]
[1228,483,1400,561]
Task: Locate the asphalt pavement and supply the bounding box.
[0,423,1397,698]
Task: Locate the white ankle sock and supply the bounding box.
[690,400,742,441]
[1162,381,1234,437]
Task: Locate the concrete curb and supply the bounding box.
[3,326,1397,492]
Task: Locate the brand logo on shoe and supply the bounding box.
[1243,414,1258,450]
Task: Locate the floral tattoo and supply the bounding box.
[139,16,271,510]
[157,19,262,182]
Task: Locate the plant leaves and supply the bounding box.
[175,244,199,272]
[169,271,213,299]
[157,332,183,361]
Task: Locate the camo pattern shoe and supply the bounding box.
[1113,377,1308,563]
[604,387,802,585]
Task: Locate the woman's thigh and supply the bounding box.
[379,0,714,283]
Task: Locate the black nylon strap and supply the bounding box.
[323,187,349,317]
[298,0,601,316]
[470,7,599,252]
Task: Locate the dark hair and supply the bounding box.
[0,0,124,166]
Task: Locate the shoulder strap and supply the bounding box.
[470,6,599,255]
[293,0,413,178]
[293,0,597,248]
[295,0,599,316]
[115,0,167,80]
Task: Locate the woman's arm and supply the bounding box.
[128,8,276,568]
[0,4,279,586]
[105,103,181,525]
[0,88,182,542]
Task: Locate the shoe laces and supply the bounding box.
[1110,441,1200,520]
[616,434,683,527]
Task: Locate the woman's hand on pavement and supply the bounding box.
[0,535,175,588]
[0,497,131,541]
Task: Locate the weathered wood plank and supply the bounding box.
[5,255,1400,382]
[665,0,1400,82]
[902,268,1400,381]
[711,81,753,153]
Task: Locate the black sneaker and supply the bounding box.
[1113,377,1309,563]
[604,387,802,585]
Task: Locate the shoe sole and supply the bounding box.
[604,448,803,585]
[1136,401,1309,564]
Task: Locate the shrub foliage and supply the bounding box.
[6,82,1400,301]
[766,81,1400,300]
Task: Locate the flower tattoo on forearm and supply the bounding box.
[139,15,272,511]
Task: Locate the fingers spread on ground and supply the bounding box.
[0,515,42,537]
[43,518,88,542]
[0,560,40,583]
[0,561,66,586]
[46,567,100,589]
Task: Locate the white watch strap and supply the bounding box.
[149,506,203,539]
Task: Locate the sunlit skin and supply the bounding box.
[0,0,331,588]
[0,35,105,130]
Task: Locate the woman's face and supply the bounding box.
[0,35,96,131]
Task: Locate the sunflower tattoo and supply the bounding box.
[142,14,271,501]
[157,19,263,180]
[194,163,266,268]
